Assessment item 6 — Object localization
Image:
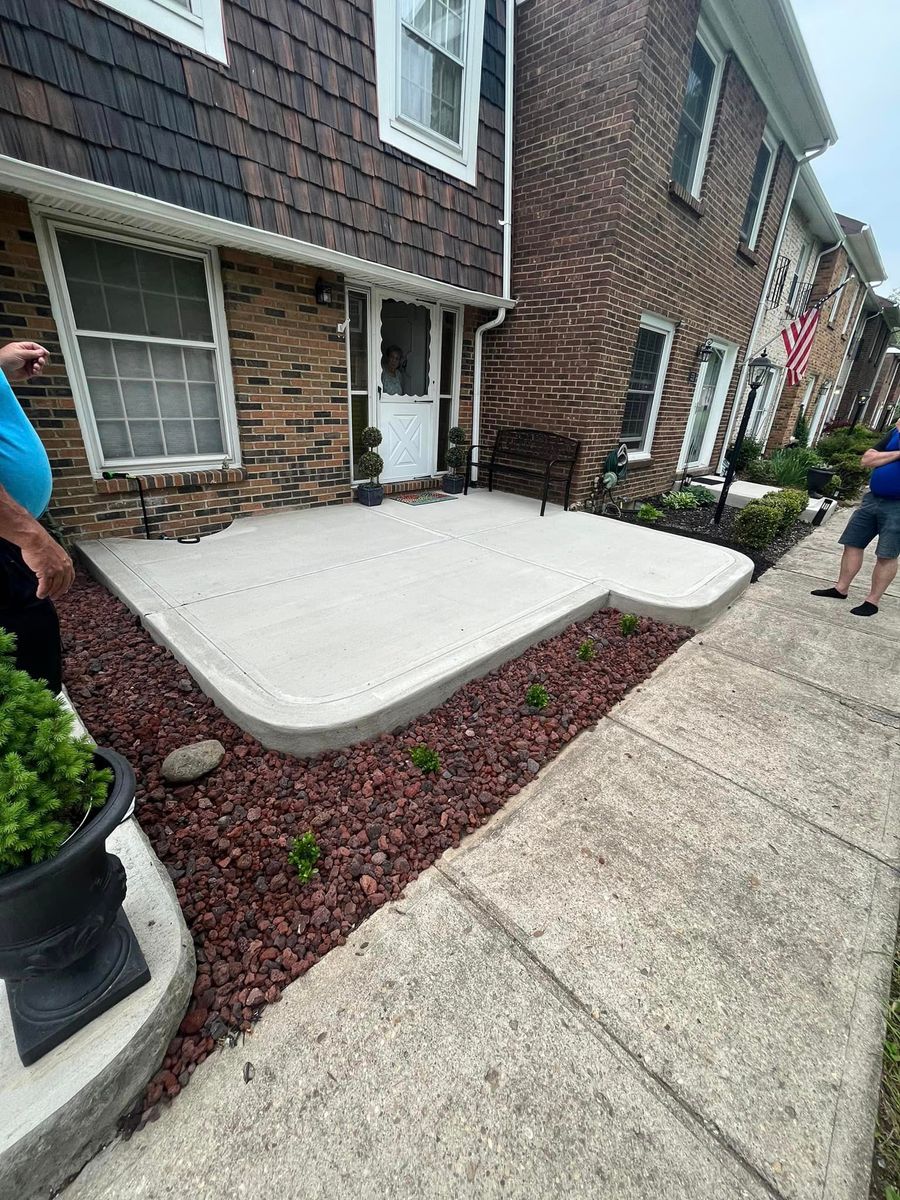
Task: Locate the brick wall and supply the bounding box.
[765,245,853,450]
[0,194,483,541]
[838,312,893,423]
[480,0,792,503]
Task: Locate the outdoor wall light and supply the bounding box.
[748,350,772,386]
[315,278,333,305]
[697,338,714,363]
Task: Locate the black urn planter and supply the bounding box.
[357,483,384,507]
[0,747,150,1065]
[441,473,465,494]
[807,465,835,497]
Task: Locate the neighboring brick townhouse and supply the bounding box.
[754,170,889,452]
[0,0,513,539]
[480,0,835,503]
[831,292,900,428]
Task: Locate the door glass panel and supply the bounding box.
[347,291,371,476]
[437,310,456,469]
[380,300,431,396]
[685,348,723,464]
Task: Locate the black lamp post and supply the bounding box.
[849,392,868,430]
[714,350,772,525]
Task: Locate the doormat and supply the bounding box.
[391,490,458,506]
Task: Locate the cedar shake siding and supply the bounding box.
[0,0,506,295]
[0,195,483,540]
[481,0,793,501]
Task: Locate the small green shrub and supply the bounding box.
[684,484,715,507]
[793,409,810,447]
[357,450,384,484]
[726,436,763,473]
[733,496,782,549]
[525,683,549,710]
[830,452,869,500]
[409,745,441,773]
[745,458,775,484]
[619,613,639,636]
[817,424,878,460]
[660,490,699,510]
[766,446,825,489]
[576,639,595,662]
[770,488,807,529]
[288,832,321,883]
[636,503,663,523]
[0,631,111,874]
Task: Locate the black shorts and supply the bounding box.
[0,538,62,693]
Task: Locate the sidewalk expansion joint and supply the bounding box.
[606,714,900,875]
[435,867,790,1200]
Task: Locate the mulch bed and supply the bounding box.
[58,571,690,1117]
[618,504,814,580]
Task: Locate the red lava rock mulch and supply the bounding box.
[58,570,690,1114]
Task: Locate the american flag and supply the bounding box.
[781,306,820,387]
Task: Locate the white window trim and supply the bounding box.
[623,313,676,461]
[33,211,240,479]
[678,23,725,200]
[372,0,486,186]
[841,277,860,337]
[741,128,778,250]
[829,268,850,324]
[96,0,227,63]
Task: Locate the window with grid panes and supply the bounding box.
[400,0,467,145]
[55,230,228,467]
[671,37,718,195]
[620,327,667,451]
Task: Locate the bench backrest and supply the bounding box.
[493,427,580,464]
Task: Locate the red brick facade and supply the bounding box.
[836,311,895,424]
[480,0,792,502]
[0,194,481,541]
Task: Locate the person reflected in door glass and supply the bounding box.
[381,345,407,396]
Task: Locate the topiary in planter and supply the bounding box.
[443,426,468,494]
[0,630,110,873]
[357,427,385,506]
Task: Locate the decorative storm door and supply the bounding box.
[679,341,734,471]
[376,295,438,482]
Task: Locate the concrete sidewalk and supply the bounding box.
[68,512,900,1200]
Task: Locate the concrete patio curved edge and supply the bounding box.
[78,495,752,756]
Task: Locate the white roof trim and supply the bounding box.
[0,156,513,311]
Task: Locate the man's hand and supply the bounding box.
[0,341,49,381]
[19,527,74,600]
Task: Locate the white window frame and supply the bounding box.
[786,236,812,315]
[33,212,240,478]
[740,129,778,250]
[829,268,850,324]
[673,23,725,199]
[372,0,486,186]
[841,277,860,337]
[621,313,676,462]
[96,0,227,63]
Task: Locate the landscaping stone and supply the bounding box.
[57,570,689,1117]
[161,740,225,783]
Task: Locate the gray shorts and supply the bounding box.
[839,490,900,559]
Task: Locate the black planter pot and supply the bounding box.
[807,465,834,497]
[357,483,384,507]
[0,747,150,1065]
[442,473,465,494]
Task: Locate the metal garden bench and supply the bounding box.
[464,427,581,516]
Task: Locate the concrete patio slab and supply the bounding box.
[67,871,771,1200]
[700,591,900,711]
[443,720,898,1200]
[80,492,751,754]
[613,641,900,860]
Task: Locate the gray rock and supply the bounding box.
[161,739,225,783]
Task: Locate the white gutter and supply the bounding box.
[0,155,514,313]
[716,139,831,470]
[470,0,516,478]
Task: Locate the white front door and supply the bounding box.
[376,294,438,483]
[679,341,736,470]
[745,368,781,444]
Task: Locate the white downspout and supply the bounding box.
[471,0,515,480]
[716,140,831,471]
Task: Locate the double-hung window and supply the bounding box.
[373,0,486,185]
[671,31,723,198]
[38,219,238,476]
[739,131,777,248]
[96,0,226,62]
[619,316,675,457]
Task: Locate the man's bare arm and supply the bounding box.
[861,446,900,469]
[0,484,74,600]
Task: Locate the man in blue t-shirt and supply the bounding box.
[812,418,900,617]
[0,340,74,690]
